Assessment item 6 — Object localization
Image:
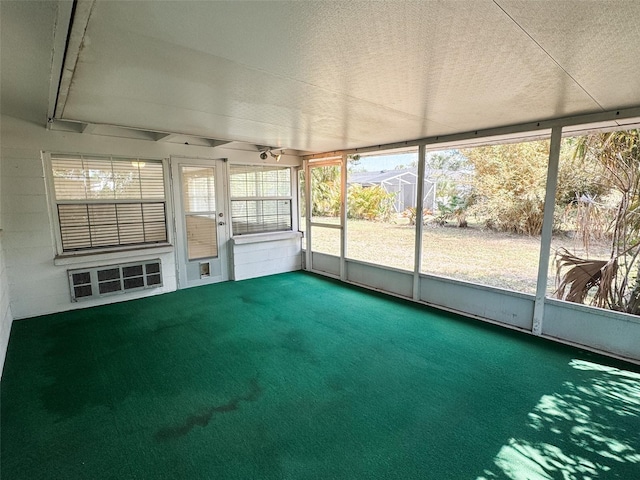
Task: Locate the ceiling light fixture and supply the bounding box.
[259,148,285,162]
[270,150,283,162]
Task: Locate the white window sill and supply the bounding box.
[232,231,302,245]
[54,244,174,266]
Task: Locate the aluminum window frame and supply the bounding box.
[44,152,172,256]
[229,164,294,236]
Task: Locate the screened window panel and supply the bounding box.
[144,223,169,242]
[60,226,92,250]
[118,223,145,244]
[91,225,120,247]
[88,204,117,224]
[116,204,144,224]
[58,204,89,226]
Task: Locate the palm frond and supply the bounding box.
[554,248,614,306]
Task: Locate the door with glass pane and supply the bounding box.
[172,158,229,288]
[306,161,344,276]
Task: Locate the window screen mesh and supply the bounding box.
[51,155,167,252]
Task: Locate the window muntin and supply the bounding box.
[229,165,292,235]
[50,155,168,252]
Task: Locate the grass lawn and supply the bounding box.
[303,217,610,295]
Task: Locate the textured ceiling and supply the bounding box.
[3,0,640,154]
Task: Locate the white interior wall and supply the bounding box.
[0,148,14,376]
[0,115,302,325]
[0,232,12,378]
[232,232,303,281]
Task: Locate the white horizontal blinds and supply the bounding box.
[182,167,216,213]
[51,155,88,199]
[139,161,165,199]
[229,165,292,234]
[230,165,291,197]
[231,200,292,234]
[185,215,218,259]
[57,205,91,250]
[181,166,218,260]
[142,204,168,241]
[51,155,167,251]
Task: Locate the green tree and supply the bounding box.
[426,150,468,171]
[461,142,549,235]
[461,141,604,236]
[310,165,341,217]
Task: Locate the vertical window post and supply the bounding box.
[340,154,348,281]
[533,126,562,335]
[413,144,426,301]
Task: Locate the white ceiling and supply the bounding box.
[3,0,640,154]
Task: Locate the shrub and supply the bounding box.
[347,184,395,221]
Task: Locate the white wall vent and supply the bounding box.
[68,259,162,302]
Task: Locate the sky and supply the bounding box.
[353,152,418,172]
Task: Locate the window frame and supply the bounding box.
[228,163,295,236]
[44,152,173,257]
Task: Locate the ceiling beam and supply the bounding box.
[154,133,180,142]
[81,123,98,134]
[46,0,74,124]
[54,0,95,120]
[207,139,232,148]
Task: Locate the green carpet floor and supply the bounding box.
[1,271,639,479]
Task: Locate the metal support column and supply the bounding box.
[340,154,348,281]
[413,144,427,300]
[533,126,562,335]
[303,159,312,271]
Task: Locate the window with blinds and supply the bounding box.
[229,165,292,235]
[50,155,168,252]
[181,166,218,260]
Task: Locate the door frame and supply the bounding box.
[170,156,231,289]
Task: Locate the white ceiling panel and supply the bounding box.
[0,1,60,123]
[496,0,640,110]
[3,0,640,154]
